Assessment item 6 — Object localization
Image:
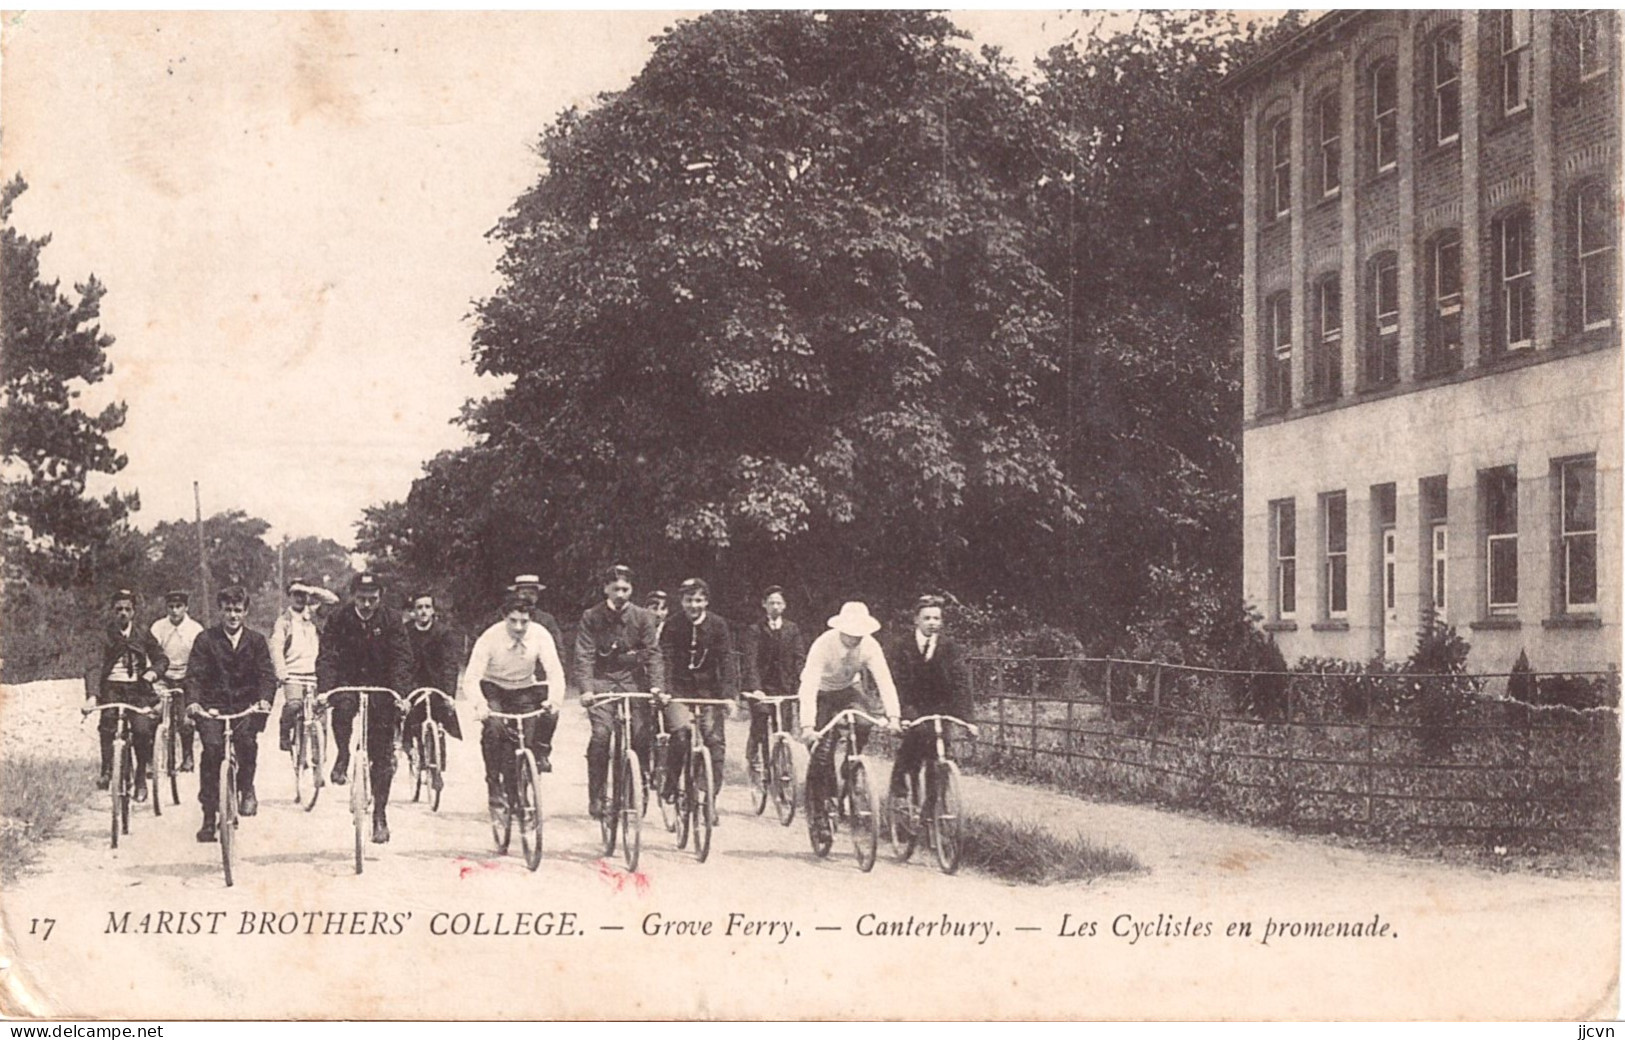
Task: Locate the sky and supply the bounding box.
[0,9,1214,545]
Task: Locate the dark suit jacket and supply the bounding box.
[317,603,412,694]
[88,621,169,697]
[573,601,666,693]
[184,626,276,714]
[661,612,738,700]
[884,631,974,722]
[741,618,807,696]
[405,620,464,738]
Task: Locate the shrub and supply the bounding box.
[0,755,85,881]
[1405,618,1474,758]
[1,581,100,685]
[956,813,1142,884]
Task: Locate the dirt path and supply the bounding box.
[1,679,1616,1020]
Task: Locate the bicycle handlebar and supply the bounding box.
[581,691,654,704]
[487,707,554,721]
[669,697,733,706]
[810,708,890,739]
[81,702,161,718]
[741,692,796,703]
[317,686,411,709]
[407,687,456,706]
[904,714,980,737]
[197,704,272,721]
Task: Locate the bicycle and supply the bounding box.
[195,703,271,888]
[667,697,731,864]
[485,706,550,871]
[406,687,454,812]
[286,679,326,811]
[319,686,409,875]
[742,691,801,826]
[643,699,679,834]
[885,714,979,874]
[805,708,888,872]
[582,691,650,870]
[153,681,184,811]
[81,701,160,849]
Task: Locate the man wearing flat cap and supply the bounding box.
[575,564,665,819]
[317,572,412,843]
[150,590,204,773]
[658,577,738,807]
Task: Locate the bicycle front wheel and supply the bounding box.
[151,722,166,818]
[290,716,308,806]
[619,749,643,872]
[220,756,237,888]
[108,737,125,849]
[167,721,181,806]
[426,722,444,813]
[691,746,714,864]
[887,766,921,863]
[351,752,368,875]
[118,740,134,837]
[518,751,543,871]
[931,760,965,875]
[747,735,768,815]
[769,736,799,827]
[599,736,620,857]
[304,717,325,812]
[652,738,678,833]
[847,758,879,873]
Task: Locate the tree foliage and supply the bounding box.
[144,510,278,600]
[1,175,135,584]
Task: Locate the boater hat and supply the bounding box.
[827,601,881,637]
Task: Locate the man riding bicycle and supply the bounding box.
[658,578,737,805]
[403,591,465,756]
[465,597,564,828]
[184,586,276,842]
[274,579,335,755]
[85,589,168,798]
[150,589,203,773]
[741,584,807,776]
[576,565,665,820]
[883,594,974,809]
[317,573,412,844]
[795,601,901,843]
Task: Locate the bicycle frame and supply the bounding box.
[486,706,549,871]
[743,692,800,825]
[320,686,408,875]
[196,703,270,888]
[83,701,159,850]
[154,681,183,809]
[585,691,652,869]
[894,714,978,874]
[808,707,887,871]
[407,687,455,811]
[669,697,731,863]
[289,678,325,810]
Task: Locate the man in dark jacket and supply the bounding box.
[402,591,464,756]
[184,586,276,842]
[740,585,807,775]
[883,594,975,802]
[318,573,412,843]
[659,578,737,803]
[83,589,169,796]
[575,565,665,820]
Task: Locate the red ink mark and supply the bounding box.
[594,858,651,894]
[454,856,502,880]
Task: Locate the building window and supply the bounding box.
[1365,252,1400,386]
[1433,30,1462,145]
[1425,231,1463,374]
[1559,457,1598,613]
[1370,60,1398,173]
[1422,476,1449,624]
[1316,91,1340,198]
[1575,184,1616,332]
[1262,292,1292,413]
[1273,499,1297,620]
[1324,492,1348,619]
[1577,10,1611,81]
[1500,11,1531,115]
[1482,466,1518,615]
[1270,117,1291,219]
[1313,275,1342,401]
[1432,523,1450,622]
[1494,210,1535,351]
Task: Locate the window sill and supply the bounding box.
[1469,617,1521,631]
[1263,620,1299,633]
[1311,620,1350,632]
[1543,615,1602,630]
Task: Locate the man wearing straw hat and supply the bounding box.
[796,601,901,844]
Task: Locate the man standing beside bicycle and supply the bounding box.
[184,586,275,842]
[464,596,565,829]
[883,594,974,810]
[85,589,169,798]
[741,584,807,772]
[576,565,665,820]
[317,573,412,843]
[403,591,464,758]
[796,601,901,844]
[150,590,202,774]
[273,579,334,757]
[658,578,737,811]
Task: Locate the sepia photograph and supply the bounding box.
[0,8,1619,1022]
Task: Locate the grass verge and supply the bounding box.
[955,813,1142,885]
[1,755,84,882]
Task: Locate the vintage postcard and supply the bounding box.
[0,9,1619,1022]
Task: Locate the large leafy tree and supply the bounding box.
[1,175,136,584]
[144,510,277,601]
[464,10,1074,618]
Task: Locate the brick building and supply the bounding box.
[1228,11,1619,672]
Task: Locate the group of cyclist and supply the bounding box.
[84,562,976,852]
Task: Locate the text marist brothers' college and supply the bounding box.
[1229,11,1620,673]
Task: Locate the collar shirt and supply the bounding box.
[271,608,321,680]
[184,624,276,713]
[106,623,138,682]
[917,631,936,661]
[151,616,205,681]
[464,620,564,697]
[796,628,900,725]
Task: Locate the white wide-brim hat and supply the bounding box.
[827,601,882,637]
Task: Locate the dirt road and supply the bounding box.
[1,679,1616,1019]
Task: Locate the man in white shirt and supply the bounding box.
[273,579,335,753]
[795,601,900,842]
[464,597,565,821]
[150,590,204,772]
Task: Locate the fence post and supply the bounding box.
[1104,659,1114,724]
[1363,676,1375,831]
[1152,665,1163,737]
[1284,675,1296,826]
